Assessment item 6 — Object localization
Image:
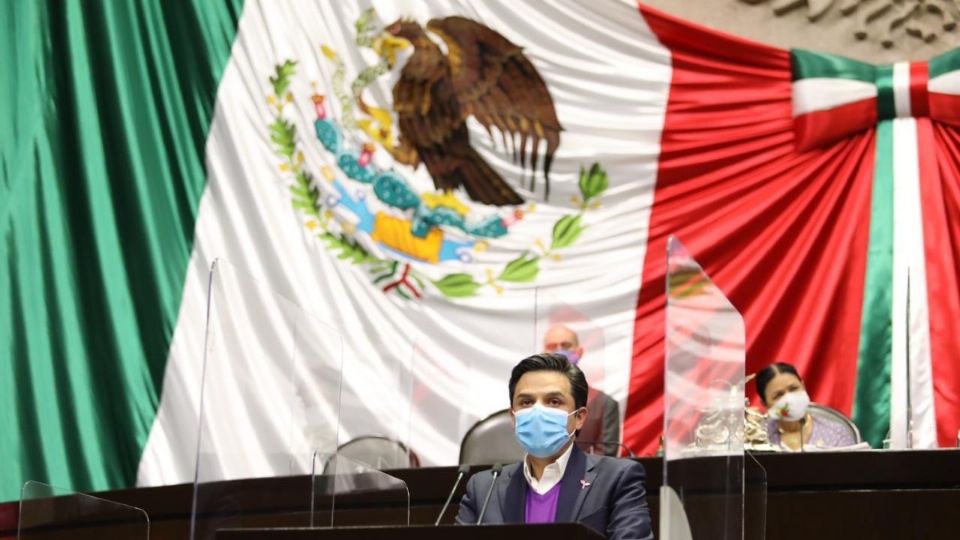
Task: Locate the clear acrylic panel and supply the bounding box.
[311,453,410,527]
[534,287,625,456]
[744,452,768,540]
[660,236,746,540]
[454,289,538,466]
[334,335,415,471]
[18,481,149,539]
[190,259,344,540]
[403,340,478,467]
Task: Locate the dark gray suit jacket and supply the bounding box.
[577,388,622,456]
[454,445,654,540]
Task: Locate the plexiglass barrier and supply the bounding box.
[334,333,415,471]
[453,290,538,466]
[401,341,466,467]
[18,481,149,539]
[660,236,765,539]
[534,287,625,456]
[190,259,344,539]
[311,453,410,527]
[745,452,768,540]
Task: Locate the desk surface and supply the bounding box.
[215,523,606,540]
[3,450,959,540]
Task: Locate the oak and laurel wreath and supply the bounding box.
[267,59,608,299]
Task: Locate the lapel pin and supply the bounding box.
[580,479,591,490]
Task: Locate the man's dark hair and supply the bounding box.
[508,353,589,409]
[755,362,801,405]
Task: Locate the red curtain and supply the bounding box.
[921,121,960,445]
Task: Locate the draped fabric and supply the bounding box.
[136,0,672,486]
[922,121,960,446]
[626,5,960,453]
[626,6,875,453]
[5,0,960,502]
[0,1,243,501]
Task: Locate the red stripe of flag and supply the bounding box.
[910,62,930,118]
[794,99,878,152]
[928,92,960,128]
[916,118,960,446]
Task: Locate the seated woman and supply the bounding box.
[756,362,858,451]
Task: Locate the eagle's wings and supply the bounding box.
[389,19,525,207]
[427,17,562,200]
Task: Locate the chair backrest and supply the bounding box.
[808,403,862,444]
[333,436,419,471]
[459,409,525,466]
[576,440,636,457]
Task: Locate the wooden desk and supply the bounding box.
[215,523,605,540]
[2,450,958,539]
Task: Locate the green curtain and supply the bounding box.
[0,0,244,502]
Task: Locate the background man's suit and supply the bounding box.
[577,387,622,456]
[455,445,654,540]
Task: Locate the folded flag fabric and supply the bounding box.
[3,1,960,501]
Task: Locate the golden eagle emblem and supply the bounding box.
[383,17,562,206]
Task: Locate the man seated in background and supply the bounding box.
[455,353,653,540]
[543,325,622,456]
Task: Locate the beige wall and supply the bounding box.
[642,0,959,63]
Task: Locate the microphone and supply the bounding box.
[475,463,503,525]
[435,464,470,526]
[799,415,807,452]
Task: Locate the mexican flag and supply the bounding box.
[3,0,960,501]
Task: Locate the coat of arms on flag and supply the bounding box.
[264,8,609,299]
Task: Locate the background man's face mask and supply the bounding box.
[554,348,581,365]
[770,390,810,422]
[513,403,581,457]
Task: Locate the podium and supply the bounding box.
[216,523,605,539]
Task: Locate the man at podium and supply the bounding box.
[455,353,654,539]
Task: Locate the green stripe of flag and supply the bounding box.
[852,120,894,448]
[791,48,876,83]
[874,65,896,121]
[0,0,244,502]
[929,47,960,79]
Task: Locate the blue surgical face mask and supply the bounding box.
[554,349,581,365]
[514,403,580,458]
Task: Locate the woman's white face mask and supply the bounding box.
[769,390,810,422]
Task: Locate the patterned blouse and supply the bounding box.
[767,414,857,450]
